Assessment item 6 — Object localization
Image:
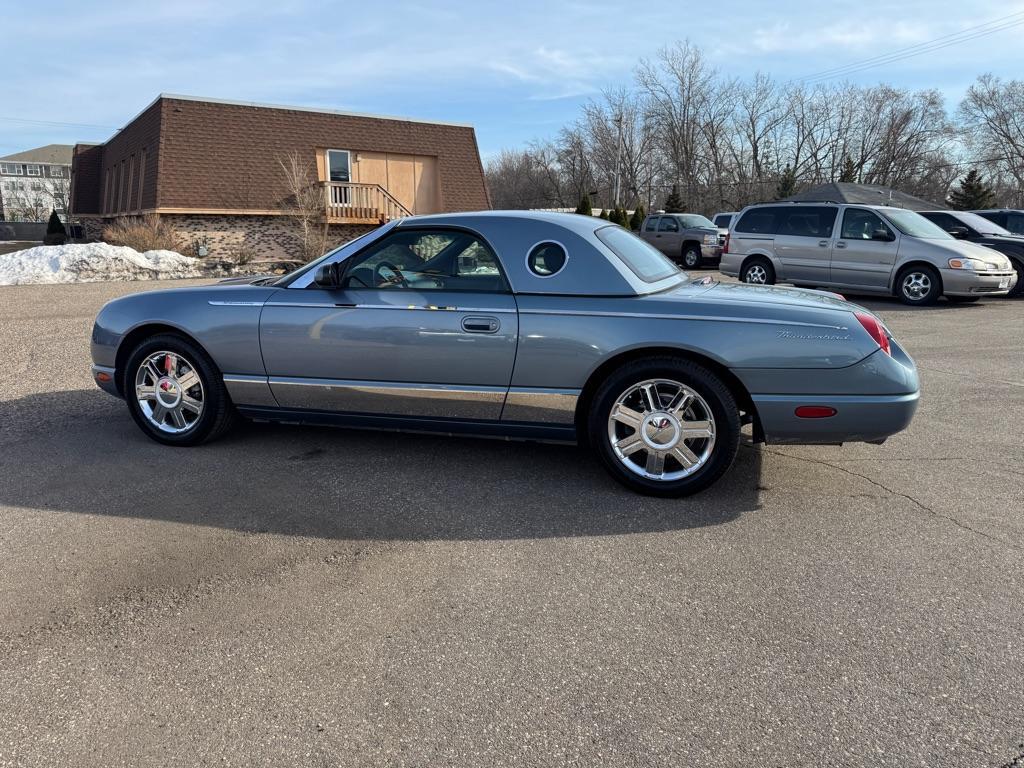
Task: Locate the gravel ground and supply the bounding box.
[0,276,1022,767]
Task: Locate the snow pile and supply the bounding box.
[0,242,206,285]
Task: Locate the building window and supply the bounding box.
[0,162,23,175]
[137,149,147,210]
[31,182,42,190]
[49,166,64,178]
[326,149,351,183]
[25,164,41,176]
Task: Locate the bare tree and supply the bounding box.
[279,152,329,261]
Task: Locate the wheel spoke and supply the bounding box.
[144,360,162,383]
[680,419,713,439]
[136,384,157,401]
[168,407,187,429]
[611,404,643,429]
[639,383,659,413]
[181,394,203,414]
[151,404,168,424]
[615,433,644,457]
[671,444,699,468]
[645,451,665,475]
[176,369,200,392]
[667,390,693,416]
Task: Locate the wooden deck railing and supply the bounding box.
[324,182,413,224]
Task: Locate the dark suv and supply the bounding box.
[971,209,1024,235]
[918,210,1024,297]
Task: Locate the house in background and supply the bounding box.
[0,144,73,223]
[70,94,490,260]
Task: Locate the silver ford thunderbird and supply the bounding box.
[91,212,920,496]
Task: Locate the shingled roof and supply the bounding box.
[784,182,946,211]
[0,144,74,165]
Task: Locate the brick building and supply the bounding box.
[70,94,490,260]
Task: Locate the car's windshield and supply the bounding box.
[955,211,1013,236]
[596,225,682,283]
[677,214,717,229]
[881,209,953,239]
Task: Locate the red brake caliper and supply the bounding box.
[164,354,173,375]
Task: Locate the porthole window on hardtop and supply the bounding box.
[527,241,568,277]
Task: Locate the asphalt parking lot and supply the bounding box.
[1,275,1022,767]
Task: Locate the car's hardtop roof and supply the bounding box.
[397,209,611,237]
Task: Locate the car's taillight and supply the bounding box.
[723,233,730,254]
[855,311,891,356]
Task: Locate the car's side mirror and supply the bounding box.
[948,226,969,239]
[872,229,895,242]
[313,263,341,289]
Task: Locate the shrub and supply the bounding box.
[102,215,183,253]
[574,193,593,216]
[629,205,646,231]
[44,210,67,245]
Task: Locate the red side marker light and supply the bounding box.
[854,312,891,356]
[795,406,837,419]
[96,371,112,383]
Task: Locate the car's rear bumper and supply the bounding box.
[752,391,919,445]
[941,268,1017,296]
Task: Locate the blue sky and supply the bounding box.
[4,0,1024,158]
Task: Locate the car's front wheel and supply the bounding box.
[682,244,702,269]
[123,333,236,446]
[588,358,741,497]
[896,265,941,305]
[740,257,775,285]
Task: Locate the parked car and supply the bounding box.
[918,210,1024,297]
[91,212,919,497]
[713,212,738,230]
[971,209,1024,236]
[719,202,1017,305]
[640,213,725,268]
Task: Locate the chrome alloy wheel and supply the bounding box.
[901,271,932,301]
[606,379,716,481]
[134,351,204,434]
[744,264,768,284]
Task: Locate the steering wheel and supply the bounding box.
[374,260,408,288]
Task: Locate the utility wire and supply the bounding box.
[0,116,117,131]
[796,10,1024,83]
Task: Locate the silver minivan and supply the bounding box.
[719,202,1017,304]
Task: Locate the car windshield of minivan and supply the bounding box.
[882,209,953,239]
[956,212,1013,236]
[679,214,716,229]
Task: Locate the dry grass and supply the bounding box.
[102,216,183,253]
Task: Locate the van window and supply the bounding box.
[841,209,892,240]
[1006,213,1024,234]
[714,214,732,228]
[644,217,659,232]
[881,209,951,239]
[776,207,837,238]
[734,207,781,234]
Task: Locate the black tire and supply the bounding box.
[945,295,979,304]
[122,333,236,446]
[682,243,702,269]
[587,357,742,497]
[1009,259,1024,298]
[740,257,775,285]
[895,264,941,306]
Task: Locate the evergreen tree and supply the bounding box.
[948,169,996,210]
[662,184,685,213]
[629,204,646,231]
[574,193,593,216]
[44,209,66,245]
[838,156,857,183]
[599,208,610,220]
[774,165,798,200]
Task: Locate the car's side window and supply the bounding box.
[1006,213,1024,233]
[922,212,959,232]
[841,209,891,240]
[644,217,659,232]
[341,229,509,292]
[777,207,838,238]
[734,208,779,234]
[658,217,679,232]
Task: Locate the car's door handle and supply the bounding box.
[818,240,830,247]
[835,241,847,249]
[461,316,500,334]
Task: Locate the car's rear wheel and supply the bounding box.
[682,244,702,269]
[741,258,774,285]
[896,265,941,305]
[123,333,235,446]
[588,358,741,497]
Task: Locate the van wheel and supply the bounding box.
[896,265,941,305]
[741,258,774,285]
[588,357,741,497]
[682,244,702,268]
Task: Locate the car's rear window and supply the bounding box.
[596,225,680,283]
[734,207,782,234]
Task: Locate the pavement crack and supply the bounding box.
[917,365,1024,388]
[762,448,1021,551]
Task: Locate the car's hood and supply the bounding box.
[217,274,279,286]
